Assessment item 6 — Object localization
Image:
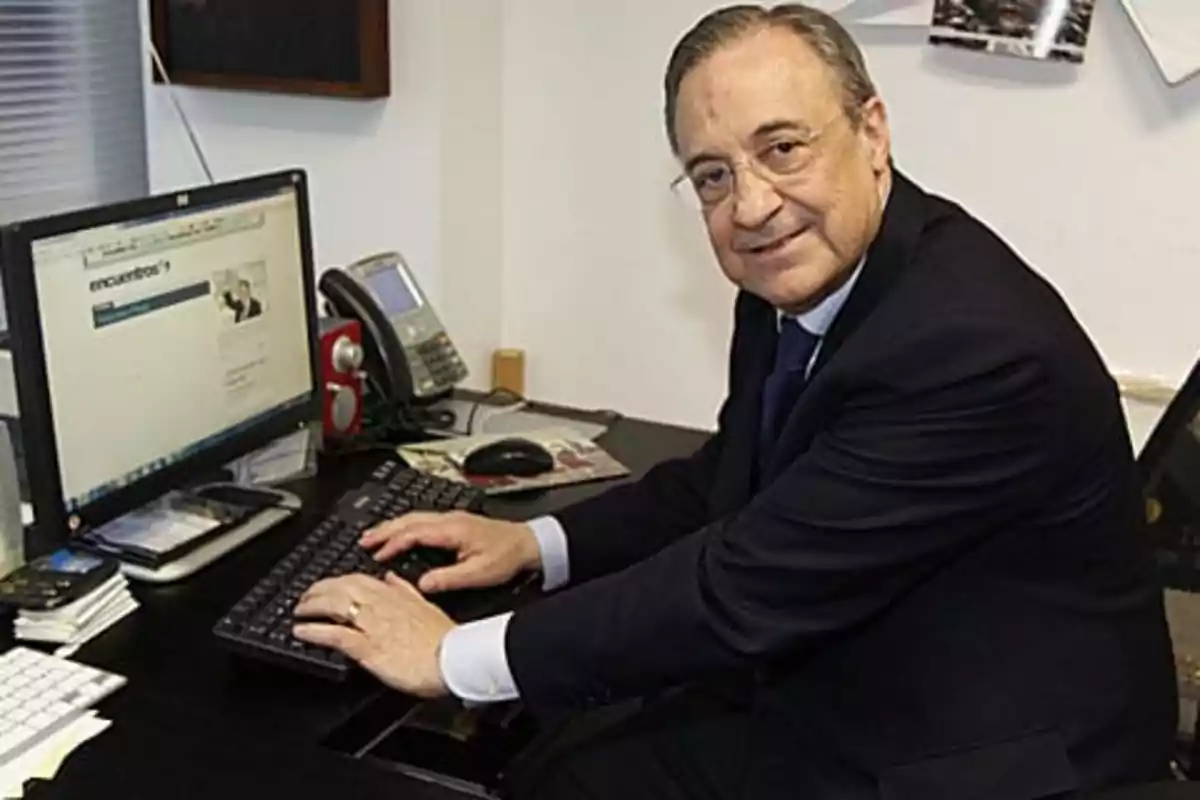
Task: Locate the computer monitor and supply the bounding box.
[0,170,320,555]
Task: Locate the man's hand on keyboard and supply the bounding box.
[292,572,455,698]
[359,511,541,595]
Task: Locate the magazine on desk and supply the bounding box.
[397,427,630,495]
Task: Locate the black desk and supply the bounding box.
[25,408,708,799]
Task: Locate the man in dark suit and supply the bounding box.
[222,279,262,323]
[294,4,1178,798]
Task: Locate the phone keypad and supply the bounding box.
[413,334,466,395]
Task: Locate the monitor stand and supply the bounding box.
[104,484,302,585]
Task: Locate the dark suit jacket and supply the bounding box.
[223,293,262,323]
[506,171,1178,799]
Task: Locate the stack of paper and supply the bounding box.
[0,711,111,798]
[13,574,138,658]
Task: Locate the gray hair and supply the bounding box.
[664,4,878,154]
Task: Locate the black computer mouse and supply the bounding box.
[462,438,555,478]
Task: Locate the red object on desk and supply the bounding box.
[319,317,364,439]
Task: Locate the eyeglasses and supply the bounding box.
[669,116,842,211]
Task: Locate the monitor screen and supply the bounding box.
[27,186,314,514]
[363,265,421,317]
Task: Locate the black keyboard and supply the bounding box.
[213,460,486,681]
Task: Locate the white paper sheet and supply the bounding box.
[225,427,315,486]
[1121,0,1200,85]
[0,711,111,798]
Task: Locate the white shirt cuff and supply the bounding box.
[527,515,570,591]
[439,612,520,704]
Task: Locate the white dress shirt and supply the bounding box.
[438,261,866,704]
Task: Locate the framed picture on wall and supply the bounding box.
[928,0,1097,63]
[148,0,390,99]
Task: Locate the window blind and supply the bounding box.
[0,0,148,226]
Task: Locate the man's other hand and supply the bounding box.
[292,573,454,698]
[360,511,542,595]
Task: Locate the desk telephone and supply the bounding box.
[319,251,468,405]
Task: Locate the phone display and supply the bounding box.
[362,266,420,316]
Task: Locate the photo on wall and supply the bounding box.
[929,0,1097,63]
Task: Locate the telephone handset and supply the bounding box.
[318,251,467,404]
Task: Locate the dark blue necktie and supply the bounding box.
[760,320,820,462]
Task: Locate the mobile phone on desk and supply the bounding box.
[0,550,119,611]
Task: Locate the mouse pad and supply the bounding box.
[396,426,630,496]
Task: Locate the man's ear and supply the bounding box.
[858,96,891,176]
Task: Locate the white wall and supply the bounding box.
[501,0,1200,430]
[437,3,505,390]
[502,2,737,429]
[141,0,504,386]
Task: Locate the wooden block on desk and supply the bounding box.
[492,349,525,396]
